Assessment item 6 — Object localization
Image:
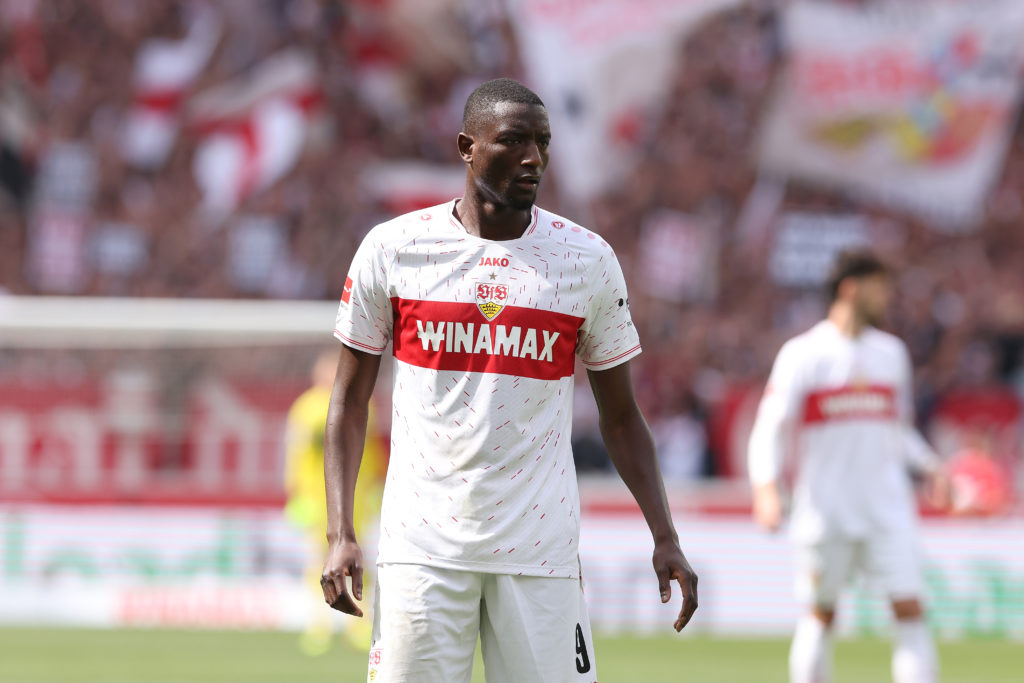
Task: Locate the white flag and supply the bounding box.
[189,51,324,222]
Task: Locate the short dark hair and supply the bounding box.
[462,78,545,133]
[825,249,890,303]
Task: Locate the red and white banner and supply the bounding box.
[189,50,325,221]
[507,0,741,201]
[758,0,1024,228]
[0,377,300,506]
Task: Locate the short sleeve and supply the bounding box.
[577,247,641,369]
[760,339,808,422]
[334,228,393,354]
[747,338,806,485]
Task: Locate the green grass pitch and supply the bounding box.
[0,628,1019,682]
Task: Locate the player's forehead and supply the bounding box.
[484,101,550,134]
[845,269,890,287]
[860,271,892,285]
[853,272,893,300]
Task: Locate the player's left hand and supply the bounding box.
[653,539,699,632]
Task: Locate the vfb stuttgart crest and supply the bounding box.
[476,281,508,320]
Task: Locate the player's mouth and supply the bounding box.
[515,175,541,188]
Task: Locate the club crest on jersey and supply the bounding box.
[476,281,508,321]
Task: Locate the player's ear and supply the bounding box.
[457,132,474,164]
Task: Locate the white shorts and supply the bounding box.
[794,532,924,608]
[366,563,597,683]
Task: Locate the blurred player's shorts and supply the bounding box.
[794,532,924,607]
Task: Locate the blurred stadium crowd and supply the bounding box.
[0,0,1021,496]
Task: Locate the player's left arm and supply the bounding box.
[588,362,698,632]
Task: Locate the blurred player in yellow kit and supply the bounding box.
[285,349,385,655]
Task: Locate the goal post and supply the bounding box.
[0,295,345,506]
[0,295,338,348]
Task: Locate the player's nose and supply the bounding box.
[521,141,543,169]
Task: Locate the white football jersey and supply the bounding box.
[335,200,640,578]
[748,320,936,543]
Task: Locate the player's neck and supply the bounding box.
[827,303,867,338]
[454,197,532,241]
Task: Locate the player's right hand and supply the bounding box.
[321,537,364,616]
[752,482,783,532]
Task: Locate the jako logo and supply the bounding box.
[478,257,510,267]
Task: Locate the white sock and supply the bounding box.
[790,614,831,683]
[892,619,938,683]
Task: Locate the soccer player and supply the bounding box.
[320,78,698,682]
[283,348,384,654]
[748,250,946,683]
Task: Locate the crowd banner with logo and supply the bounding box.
[636,210,719,303]
[1,503,1021,638]
[507,0,741,202]
[758,0,1024,228]
[580,510,1024,638]
[769,212,870,288]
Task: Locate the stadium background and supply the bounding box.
[0,0,1022,681]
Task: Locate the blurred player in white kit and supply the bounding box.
[748,250,948,683]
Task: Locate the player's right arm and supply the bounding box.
[321,227,393,615]
[321,344,381,616]
[748,339,805,532]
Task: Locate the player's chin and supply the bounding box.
[505,187,538,211]
[864,310,886,327]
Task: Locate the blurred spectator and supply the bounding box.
[948,434,1014,517]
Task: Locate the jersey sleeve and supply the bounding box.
[747,338,805,486]
[576,247,641,370]
[334,227,394,354]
